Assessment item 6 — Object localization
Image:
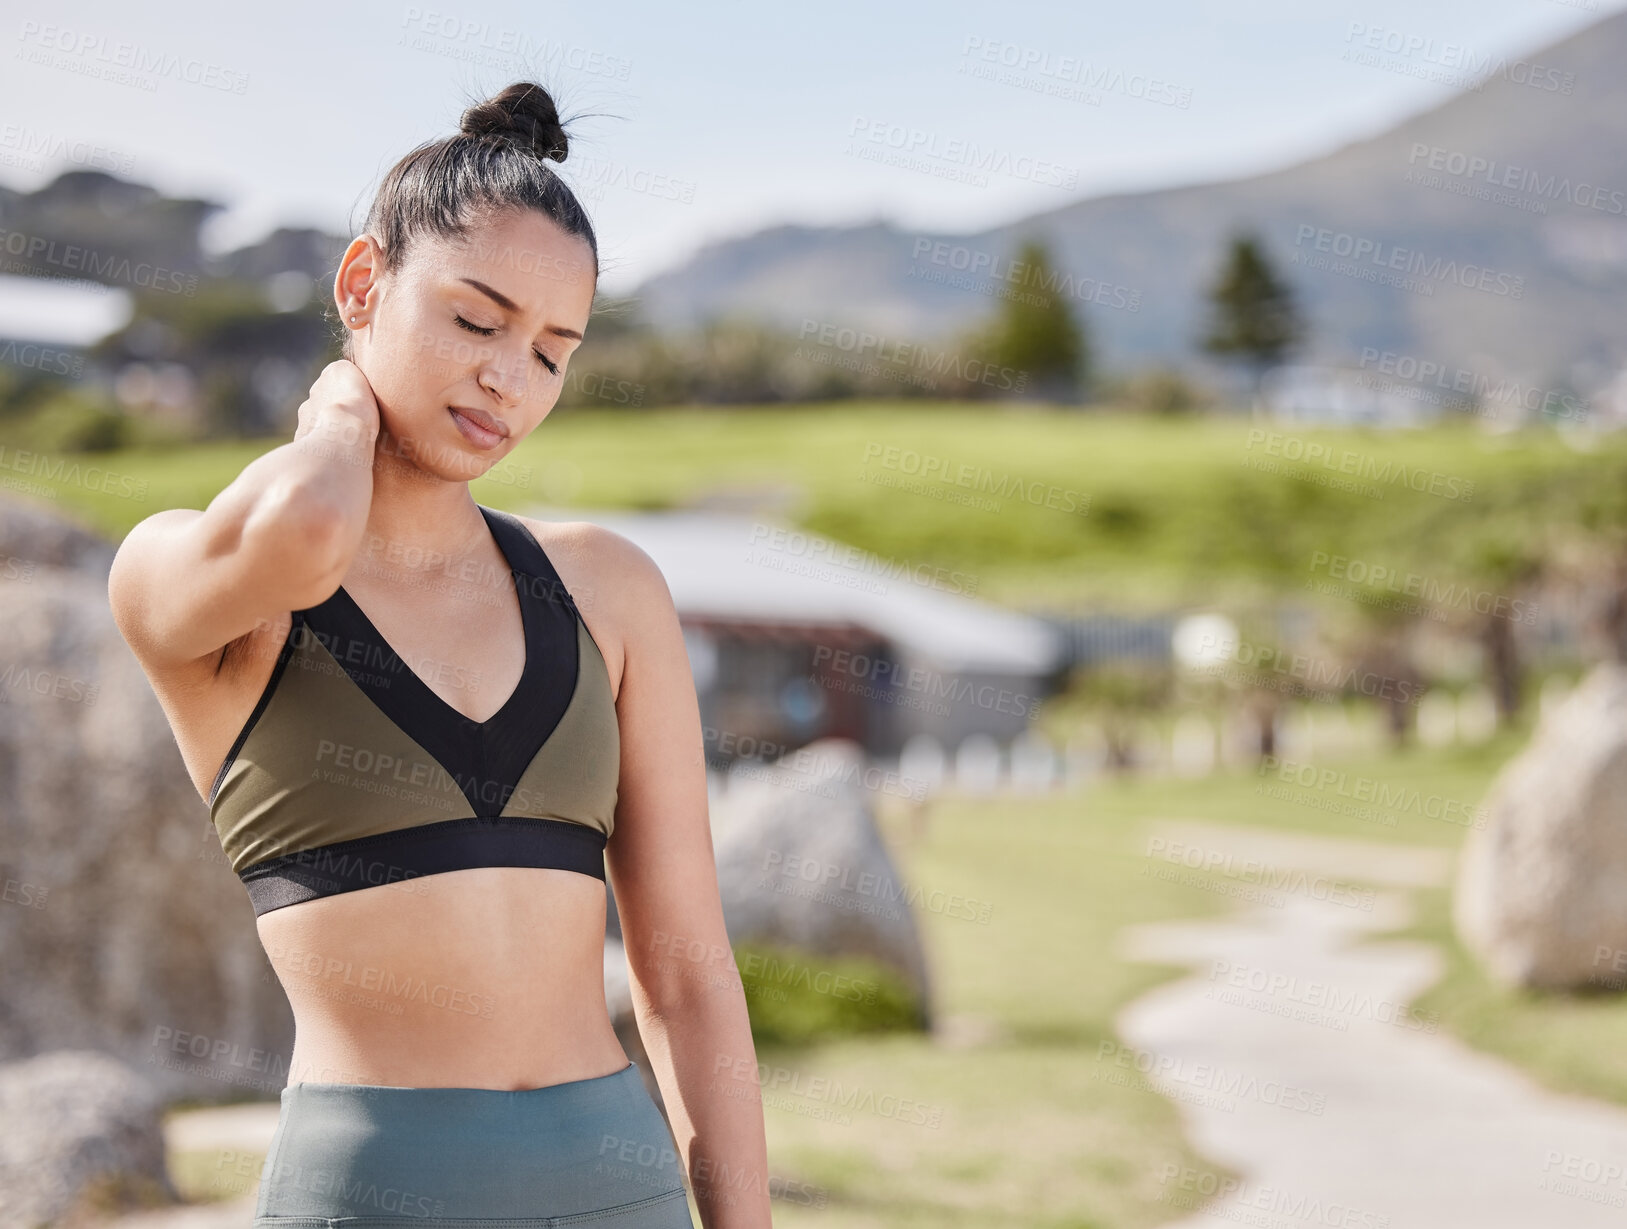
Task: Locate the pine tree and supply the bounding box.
[1200,233,1302,401]
[984,238,1089,403]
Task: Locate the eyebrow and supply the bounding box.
[458,277,584,340]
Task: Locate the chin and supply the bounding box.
[377,414,493,483]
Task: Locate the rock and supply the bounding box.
[0,496,294,1103]
[0,498,116,577]
[710,738,934,1024]
[1453,661,1627,990]
[0,1049,177,1227]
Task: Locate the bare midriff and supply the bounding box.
[255,865,630,1091]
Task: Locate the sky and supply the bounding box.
[3,0,1621,295]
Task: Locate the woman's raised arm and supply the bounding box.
[108,358,380,667]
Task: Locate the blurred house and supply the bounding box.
[1257,363,1443,428]
[529,506,1067,765]
[0,273,123,386]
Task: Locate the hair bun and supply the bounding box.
[459,82,569,163]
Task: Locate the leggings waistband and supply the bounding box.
[256,1061,693,1226]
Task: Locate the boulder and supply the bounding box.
[0,496,294,1103]
[0,499,116,578]
[1453,661,1627,990]
[0,1049,176,1226]
[710,738,934,1024]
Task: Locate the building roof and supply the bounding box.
[522,505,1064,676]
[0,274,132,346]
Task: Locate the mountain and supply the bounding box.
[629,13,1627,399]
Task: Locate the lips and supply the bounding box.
[448,406,509,437]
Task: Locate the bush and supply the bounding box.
[0,393,172,453]
[735,943,924,1045]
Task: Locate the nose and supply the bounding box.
[476,344,531,407]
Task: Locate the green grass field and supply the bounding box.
[17,402,1627,613]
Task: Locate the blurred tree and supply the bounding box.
[1201,233,1303,402]
[1071,658,1172,773]
[976,237,1090,403]
[1114,366,1211,415]
[92,281,335,438]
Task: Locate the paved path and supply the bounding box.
[1116,819,1627,1228]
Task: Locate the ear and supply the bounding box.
[334,234,385,321]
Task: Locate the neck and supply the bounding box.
[352,425,498,576]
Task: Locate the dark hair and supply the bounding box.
[352,81,597,292]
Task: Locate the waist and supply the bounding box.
[259,1061,692,1223]
[259,865,621,1089]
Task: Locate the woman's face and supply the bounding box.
[336,206,597,481]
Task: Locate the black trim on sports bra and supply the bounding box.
[293,505,580,815]
[207,505,619,917]
[239,814,608,915]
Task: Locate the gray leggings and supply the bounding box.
[253,1061,695,1227]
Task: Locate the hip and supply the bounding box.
[254,1060,694,1228]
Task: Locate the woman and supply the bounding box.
[108,82,770,1227]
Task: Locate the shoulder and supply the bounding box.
[511,515,669,603]
[510,514,678,687]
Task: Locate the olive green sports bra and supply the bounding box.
[207,504,619,917]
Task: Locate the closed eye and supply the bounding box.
[454,314,559,376]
